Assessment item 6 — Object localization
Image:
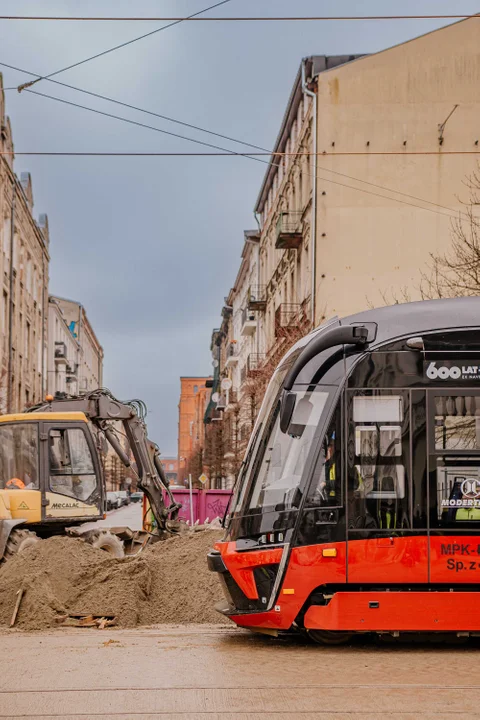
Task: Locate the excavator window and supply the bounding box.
[48,427,98,502]
[0,423,39,490]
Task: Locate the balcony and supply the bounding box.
[275,212,303,249]
[225,343,239,368]
[241,354,266,384]
[275,304,302,335]
[248,353,265,376]
[247,285,266,311]
[54,342,68,365]
[241,307,257,337]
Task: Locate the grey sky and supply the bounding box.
[0,0,477,454]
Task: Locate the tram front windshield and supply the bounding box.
[247,388,330,512]
[230,367,333,519]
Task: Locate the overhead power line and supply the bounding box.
[0,15,477,21]
[1,59,270,155]
[0,151,463,220]
[15,88,474,222]
[2,150,476,158]
[0,61,470,222]
[15,0,233,92]
[25,88,268,165]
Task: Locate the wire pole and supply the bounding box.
[188,474,194,526]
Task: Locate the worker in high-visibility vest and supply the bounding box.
[325,434,337,502]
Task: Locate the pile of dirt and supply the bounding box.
[0,530,226,631]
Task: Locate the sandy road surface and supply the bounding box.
[1,624,480,719]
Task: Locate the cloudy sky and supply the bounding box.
[0,0,477,454]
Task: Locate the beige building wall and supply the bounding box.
[312,18,480,322]
[49,296,104,394]
[0,83,50,412]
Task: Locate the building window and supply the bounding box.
[193,385,198,394]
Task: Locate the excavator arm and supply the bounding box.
[27,389,181,533]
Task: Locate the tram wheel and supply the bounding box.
[308,629,353,646]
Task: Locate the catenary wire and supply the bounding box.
[0,8,473,221]
[17,88,471,220]
[0,59,468,220]
[14,0,233,92]
[25,88,269,165]
[2,151,477,157]
[0,149,464,221]
[0,14,477,21]
[3,84,476,221]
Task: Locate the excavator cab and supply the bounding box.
[0,412,104,559]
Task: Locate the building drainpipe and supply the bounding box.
[7,181,15,413]
[78,304,83,390]
[301,58,318,328]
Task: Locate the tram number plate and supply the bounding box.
[441,543,480,572]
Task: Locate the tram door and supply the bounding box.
[346,389,428,584]
[428,390,480,583]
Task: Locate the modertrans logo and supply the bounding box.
[441,478,480,509]
[425,361,480,381]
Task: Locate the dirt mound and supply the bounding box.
[0,530,225,631]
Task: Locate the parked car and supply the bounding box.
[106,491,121,511]
[116,490,130,507]
[130,492,144,503]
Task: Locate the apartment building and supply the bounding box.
[255,55,362,355]
[0,87,50,412]
[49,296,104,395]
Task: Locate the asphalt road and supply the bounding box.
[80,500,143,532]
[1,625,480,719]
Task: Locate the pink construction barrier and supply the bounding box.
[163,487,232,525]
[201,490,232,524]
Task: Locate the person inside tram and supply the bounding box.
[309,432,337,507]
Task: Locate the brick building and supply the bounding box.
[177,377,211,485]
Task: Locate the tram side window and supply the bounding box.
[348,393,409,531]
[434,395,480,451]
[305,407,342,508]
[433,459,480,527]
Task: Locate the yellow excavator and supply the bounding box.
[0,388,182,561]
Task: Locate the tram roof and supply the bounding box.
[288,297,480,360]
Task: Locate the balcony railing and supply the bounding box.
[275,303,302,332]
[241,307,257,337]
[247,285,266,311]
[54,341,68,365]
[275,212,303,249]
[247,353,266,374]
[241,354,266,384]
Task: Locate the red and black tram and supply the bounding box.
[208,297,480,642]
